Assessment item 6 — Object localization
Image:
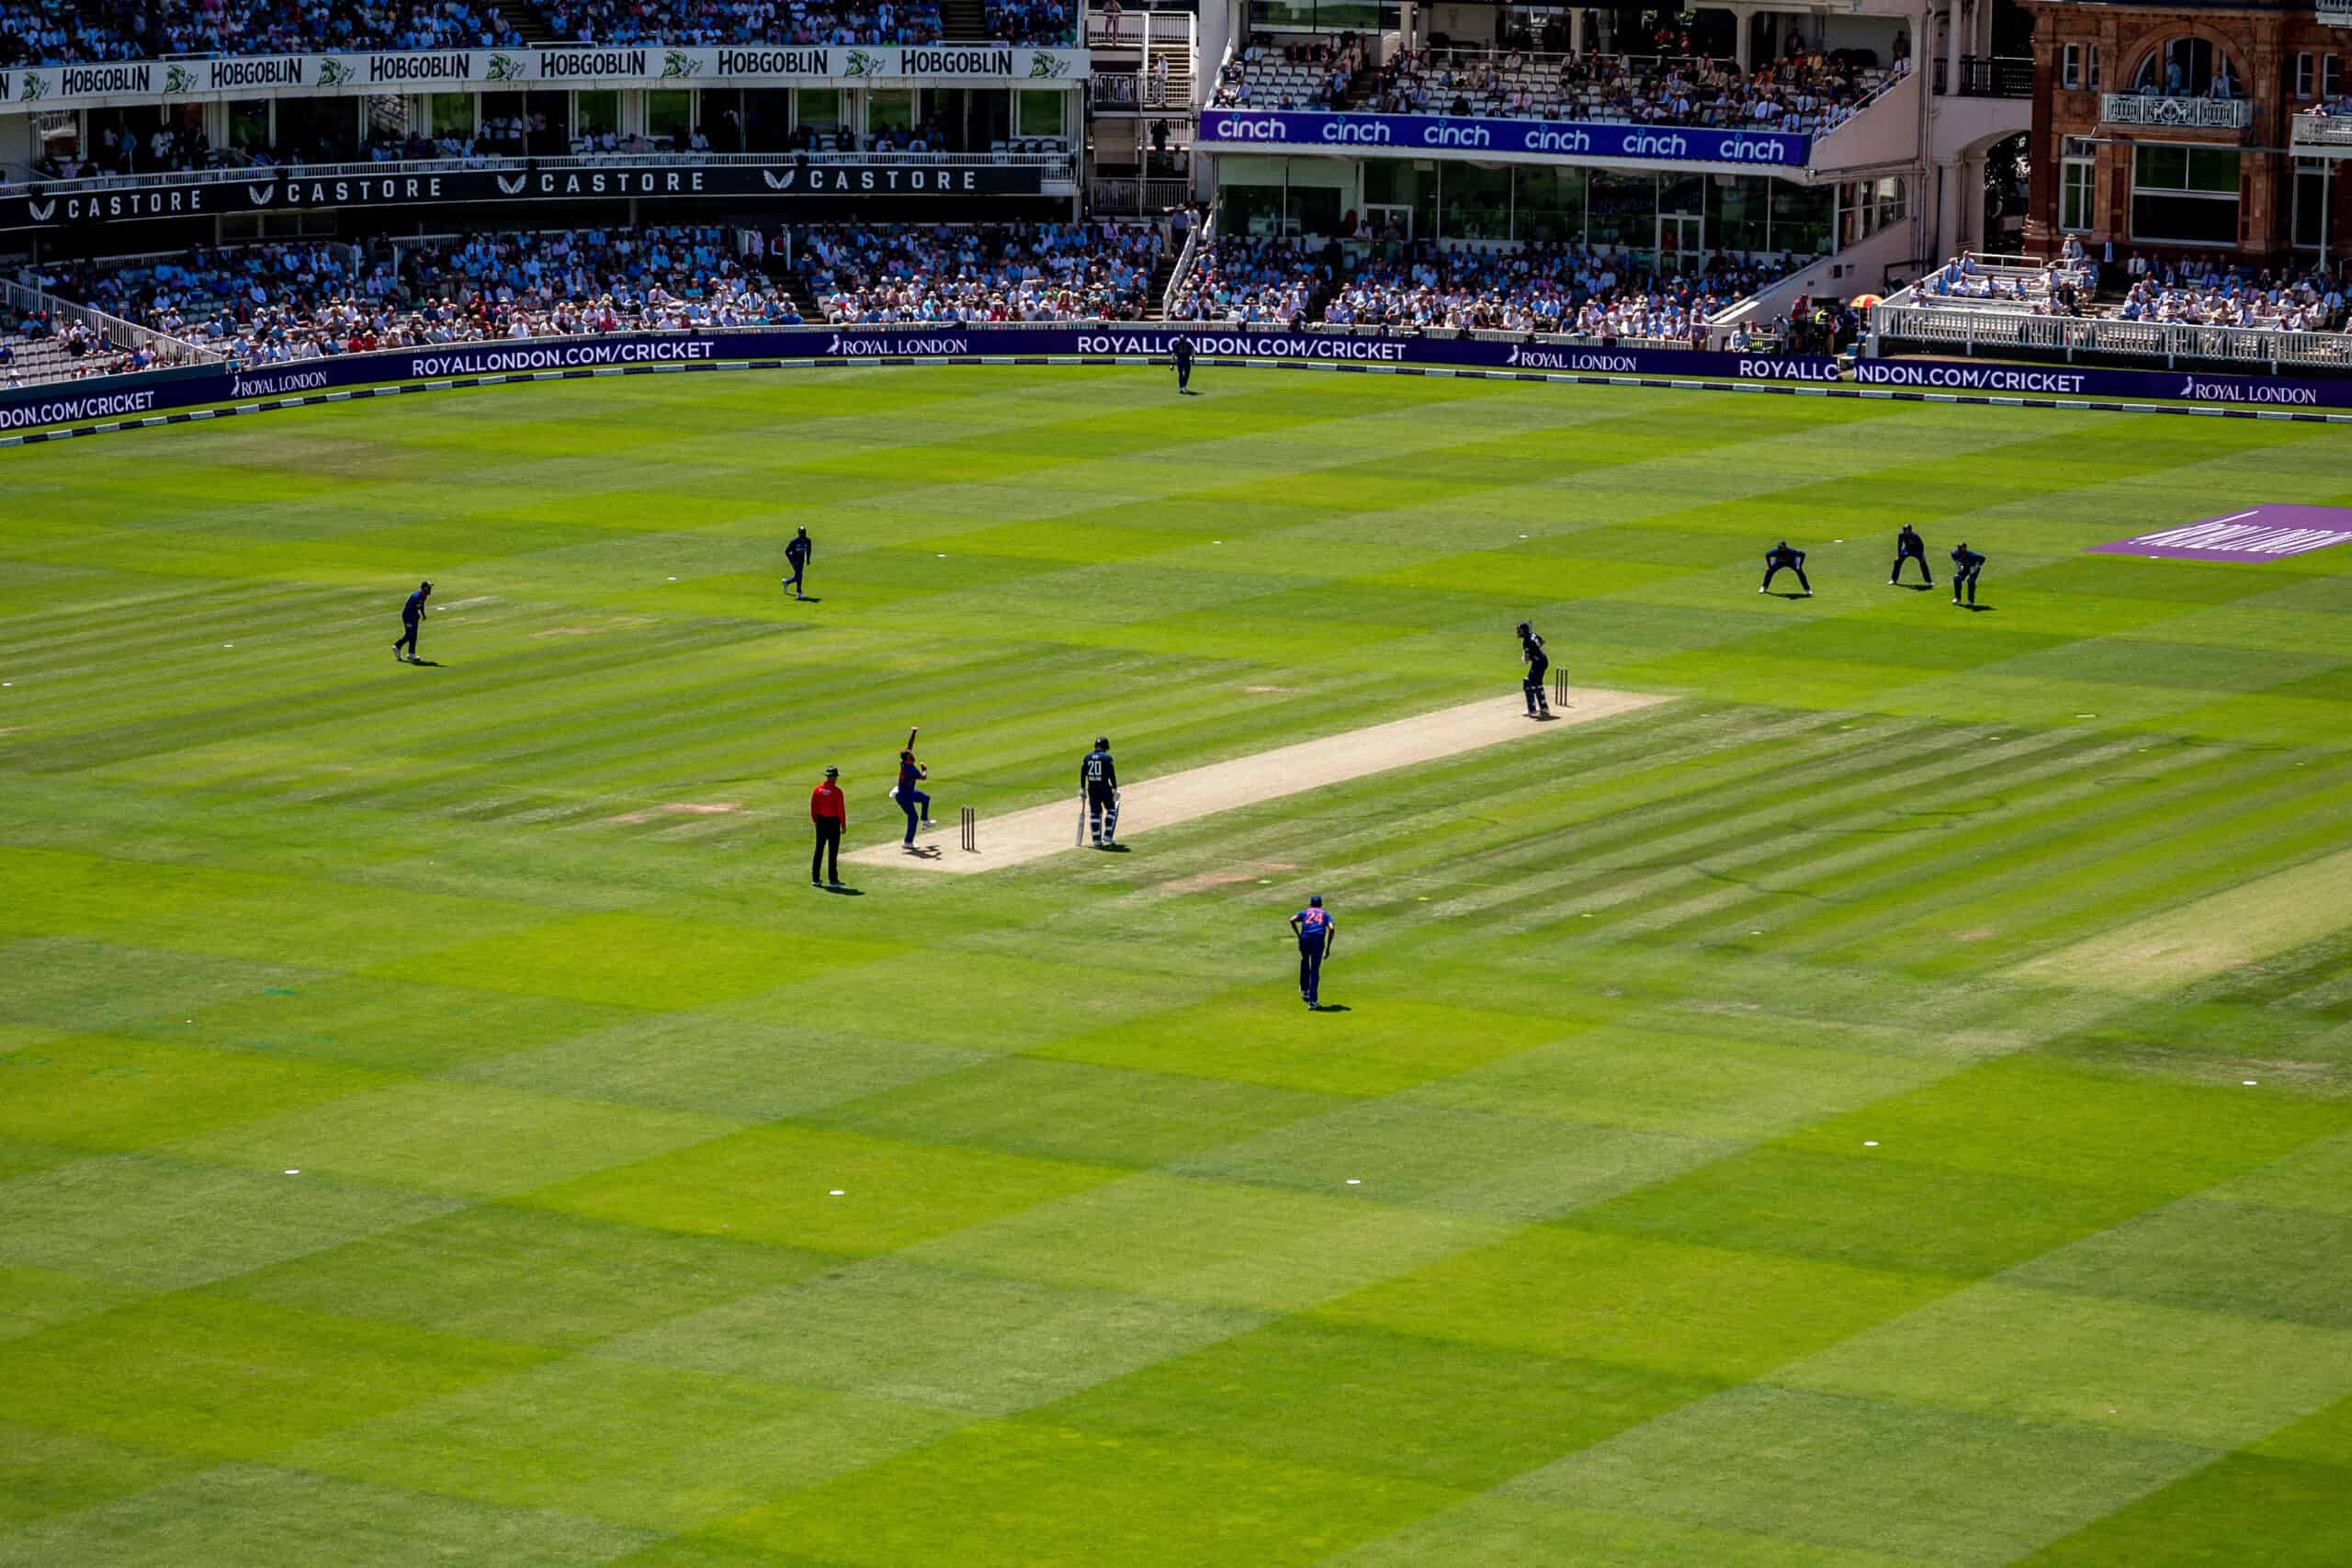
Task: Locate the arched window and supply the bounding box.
[2132,38,2242,99]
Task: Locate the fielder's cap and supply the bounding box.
[1095,736,1109,749]
[823,765,839,777]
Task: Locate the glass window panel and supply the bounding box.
[1513,165,1585,243]
[1018,88,1066,137]
[2132,191,2238,243]
[1221,183,1286,236]
[427,93,473,136]
[1439,163,1511,241]
[797,87,842,129]
[2187,148,2239,192]
[1363,160,1438,241]
[1769,182,1831,255]
[647,89,693,143]
[2134,144,2188,189]
[869,88,916,132]
[1585,169,1656,252]
[229,99,271,152]
[1708,175,1770,252]
[573,89,617,138]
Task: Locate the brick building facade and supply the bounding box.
[2022,0,2351,265]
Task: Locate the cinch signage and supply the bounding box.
[1196,108,1812,168]
[0,44,1089,109]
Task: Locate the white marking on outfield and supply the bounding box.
[846,688,1668,875]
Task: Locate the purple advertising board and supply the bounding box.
[1194,109,1812,167]
[9,328,2352,445]
[2087,506,2352,562]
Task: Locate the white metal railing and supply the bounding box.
[1871,291,2352,371]
[2320,0,2352,27]
[2291,111,2352,149]
[2101,94,2252,130]
[1,149,1075,198]
[1085,11,1193,48]
[1090,176,1192,210]
[1161,209,1207,315]
[2,276,220,364]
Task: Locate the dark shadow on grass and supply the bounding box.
[1309,1003,1351,1013]
[901,844,943,860]
[1178,389,1203,396]
[820,884,864,896]
[404,659,443,667]
[1894,582,1934,592]
[1098,842,1132,853]
[1763,591,1811,601]
[1957,603,1995,613]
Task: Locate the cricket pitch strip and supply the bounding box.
[845,687,1672,876]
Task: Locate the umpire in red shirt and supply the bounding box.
[810,765,847,886]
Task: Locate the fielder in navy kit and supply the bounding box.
[393,580,431,661]
[783,527,812,599]
[1890,525,1932,587]
[895,747,933,847]
[1950,542,1986,606]
[1172,335,1195,392]
[1516,620,1553,718]
[1081,737,1120,847]
[1760,542,1811,596]
[1290,896,1334,1009]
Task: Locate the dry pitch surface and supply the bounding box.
[848,687,1670,873]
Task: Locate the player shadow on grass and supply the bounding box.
[1762,591,1810,600]
[1894,583,1935,592]
[901,843,944,860]
[791,596,823,604]
[1957,603,1996,613]
[1306,1003,1351,1013]
[402,659,443,667]
[820,884,865,896]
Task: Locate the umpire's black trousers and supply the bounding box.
[812,820,842,883]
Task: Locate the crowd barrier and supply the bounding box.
[6,326,2352,437]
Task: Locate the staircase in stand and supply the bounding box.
[1141,243,1182,319]
[939,0,992,42]
[507,0,571,44]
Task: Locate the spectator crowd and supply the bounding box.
[16,227,803,373]
[797,221,1161,321]
[0,0,1070,64]
[1918,246,2348,335]
[1215,37,1897,136]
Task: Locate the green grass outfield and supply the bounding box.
[4,367,2352,1566]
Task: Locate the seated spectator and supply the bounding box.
[797,220,1162,322]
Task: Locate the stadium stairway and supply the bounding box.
[1142,245,1182,318]
[509,0,571,44]
[940,0,989,39]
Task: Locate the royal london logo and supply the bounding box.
[318,59,356,86]
[486,52,527,81]
[662,48,700,77]
[1027,50,1070,77]
[164,64,196,95]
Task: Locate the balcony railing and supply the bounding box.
[2291,110,2352,149]
[2321,0,2352,28]
[1934,55,2033,98]
[1873,295,2352,373]
[2101,94,2251,129]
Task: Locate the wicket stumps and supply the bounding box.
[1553,668,1569,708]
[959,805,977,852]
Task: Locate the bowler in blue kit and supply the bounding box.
[1289,895,1335,1010]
